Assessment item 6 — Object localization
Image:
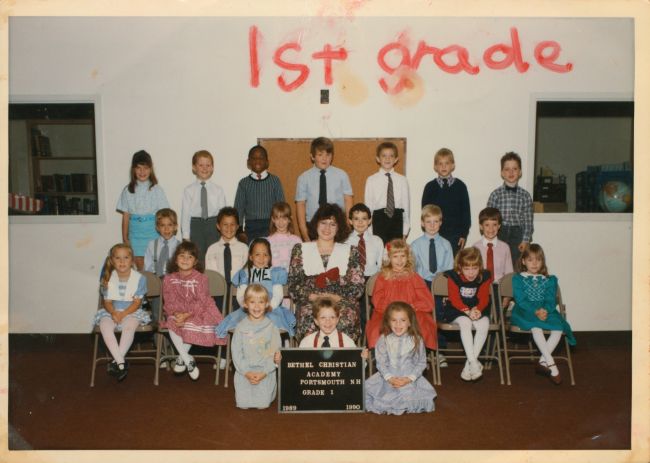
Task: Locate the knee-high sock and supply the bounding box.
[99,317,123,364]
[472,316,490,359]
[454,316,477,363]
[546,330,562,353]
[169,330,193,365]
[531,327,562,366]
[118,317,141,358]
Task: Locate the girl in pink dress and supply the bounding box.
[266,202,302,270]
[366,239,437,350]
[161,241,226,381]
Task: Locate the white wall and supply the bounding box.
[8,17,634,333]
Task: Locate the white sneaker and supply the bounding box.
[438,354,448,368]
[187,360,200,380]
[460,361,472,381]
[220,358,227,370]
[469,360,483,380]
[173,357,186,373]
[159,360,169,369]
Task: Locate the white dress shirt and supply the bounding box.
[204,238,248,281]
[364,168,410,235]
[346,229,385,276]
[181,179,227,239]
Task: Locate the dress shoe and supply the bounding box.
[535,362,551,377]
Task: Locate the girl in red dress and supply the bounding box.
[366,239,437,350]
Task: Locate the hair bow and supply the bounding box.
[315,267,340,289]
[385,242,392,252]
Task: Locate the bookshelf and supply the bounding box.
[26,119,99,215]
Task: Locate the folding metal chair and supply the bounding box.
[90,271,160,387]
[154,269,228,385]
[431,273,504,385]
[499,272,576,385]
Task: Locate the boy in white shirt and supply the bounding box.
[181,150,227,262]
[364,141,410,243]
[345,203,384,335]
[205,207,248,314]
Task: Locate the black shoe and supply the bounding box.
[116,362,129,382]
[108,361,120,377]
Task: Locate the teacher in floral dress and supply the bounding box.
[288,203,365,343]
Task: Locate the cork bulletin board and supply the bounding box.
[259,138,407,227]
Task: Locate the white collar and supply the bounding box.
[106,269,141,301]
[521,272,546,279]
[301,242,350,276]
[250,170,269,180]
[482,237,497,246]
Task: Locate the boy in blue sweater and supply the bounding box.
[421,148,471,256]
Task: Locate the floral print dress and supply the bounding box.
[288,242,365,343]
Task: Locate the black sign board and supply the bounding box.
[278,348,365,413]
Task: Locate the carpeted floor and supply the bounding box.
[8,331,630,450]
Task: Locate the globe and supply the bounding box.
[599,180,632,212]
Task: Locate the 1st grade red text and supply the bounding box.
[248,25,573,94]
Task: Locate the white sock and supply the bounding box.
[531,328,560,375]
[99,317,124,364]
[455,316,477,363]
[169,330,193,365]
[471,316,490,360]
[117,317,140,358]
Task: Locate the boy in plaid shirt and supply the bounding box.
[487,152,533,269]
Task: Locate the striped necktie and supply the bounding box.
[357,233,366,268]
[386,173,395,218]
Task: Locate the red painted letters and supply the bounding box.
[249,25,573,94]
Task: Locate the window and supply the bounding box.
[533,101,633,213]
[9,102,99,217]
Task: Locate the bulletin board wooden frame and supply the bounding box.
[259,138,407,228]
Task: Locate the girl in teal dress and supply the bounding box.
[510,244,575,385]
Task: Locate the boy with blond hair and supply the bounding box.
[421,148,471,256]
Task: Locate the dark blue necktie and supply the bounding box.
[224,243,232,285]
[319,169,327,206]
[429,238,437,274]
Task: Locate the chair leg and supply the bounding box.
[435,350,442,386]
[224,334,232,388]
[495,333,504,385]
[90,333,99,387]
[154,333,162,386]
[429,351,437,386]
[215,346,221,386]
[502,332,512,386]
[528,339,535,361]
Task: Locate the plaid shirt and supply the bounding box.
[487,184,534,242]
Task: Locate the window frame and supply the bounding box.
[528,92,634,216]
[8,95,106,224]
